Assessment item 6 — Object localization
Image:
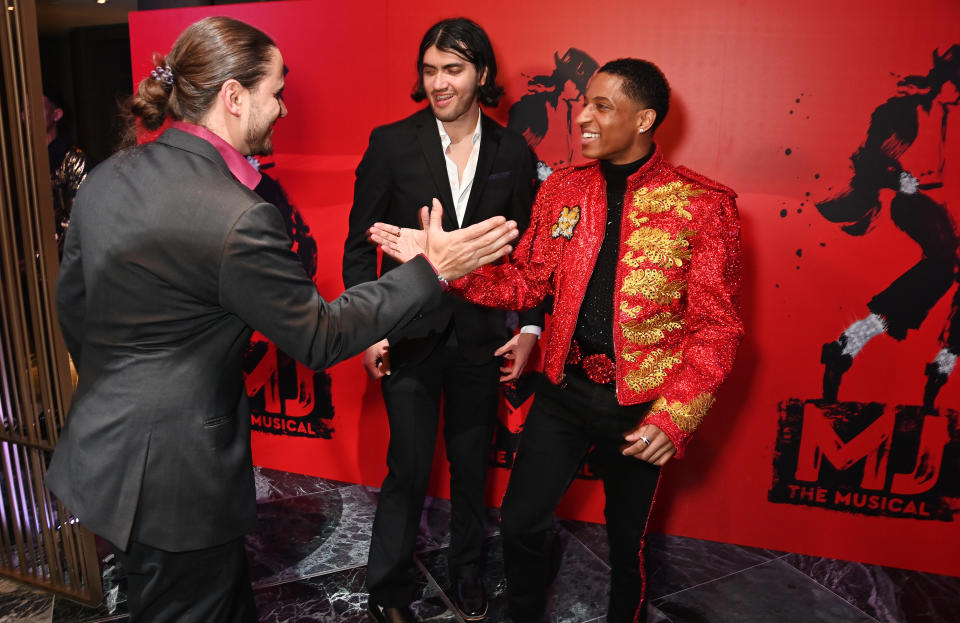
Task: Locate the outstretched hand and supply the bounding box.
[369,198,518,281]
[368,222,425,264]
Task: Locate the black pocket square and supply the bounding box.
[487,171,512,181]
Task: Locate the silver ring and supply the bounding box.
[640,436,651,446]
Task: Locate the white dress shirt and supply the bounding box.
[436,110,482,227]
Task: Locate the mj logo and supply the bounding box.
[769,400,959,520]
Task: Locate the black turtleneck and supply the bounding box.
[573,150,653,359]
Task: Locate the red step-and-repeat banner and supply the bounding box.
[129,0,960,577]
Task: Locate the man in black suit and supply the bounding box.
[342,17,541,623]
[46,17,519,623]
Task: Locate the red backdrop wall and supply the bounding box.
[129,0,960,577]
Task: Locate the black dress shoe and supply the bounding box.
[452,576,488,621]
[367,596,417,623]
[821,337,853,402]
[923,362,949,410]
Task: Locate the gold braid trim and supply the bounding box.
[631,181,706,222]
[619,301,644,319]
[620,269,686,304]
[650,393,715,433]
[621,312,685,346]
[622,226,695,269]
[623,348,682,393]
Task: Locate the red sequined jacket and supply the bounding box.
[451,146,743,457]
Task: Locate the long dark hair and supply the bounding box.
[411,17,504,107]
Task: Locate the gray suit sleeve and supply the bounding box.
[219,202,440,370]
[55,200,86,361]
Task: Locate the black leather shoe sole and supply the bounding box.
[452,580,488,621]
[452,599,488,622]
[367,597,416,623]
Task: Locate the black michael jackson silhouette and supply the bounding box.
[507,48,598,178]
[819,45,960,408]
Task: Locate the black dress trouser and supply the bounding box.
[366,330,500,606]
[501,370,660,623]
[113,537,257,623]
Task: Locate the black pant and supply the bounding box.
[366,332,500,606]
[112,537,257,623]
[501,370,660,623]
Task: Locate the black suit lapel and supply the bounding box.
[414,111,458,231]
[462,114,499,226]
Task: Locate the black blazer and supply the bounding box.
[343,108,541,365]
[47,129,441,551]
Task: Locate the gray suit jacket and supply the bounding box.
[47,128,440,551]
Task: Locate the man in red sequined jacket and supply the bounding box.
[373,58,742,623]
[454,114,742,461]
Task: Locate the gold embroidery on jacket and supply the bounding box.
[632,181,705,221]
[619,301,644,318]
[622,227,695,269]
[621,312,685,346]
[651,393,715,433]
[550,205,581,240]
[620,269,686,304]
[623,348,682,393]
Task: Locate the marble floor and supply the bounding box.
[1,466,957,622]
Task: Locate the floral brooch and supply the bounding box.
[550,205,581,240]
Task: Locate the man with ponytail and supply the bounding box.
[46,16,519,622]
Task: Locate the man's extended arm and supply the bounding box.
[449,176,562,312]
[369,171,564,311]
[226,201,518,371]
[226,202,436,371]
